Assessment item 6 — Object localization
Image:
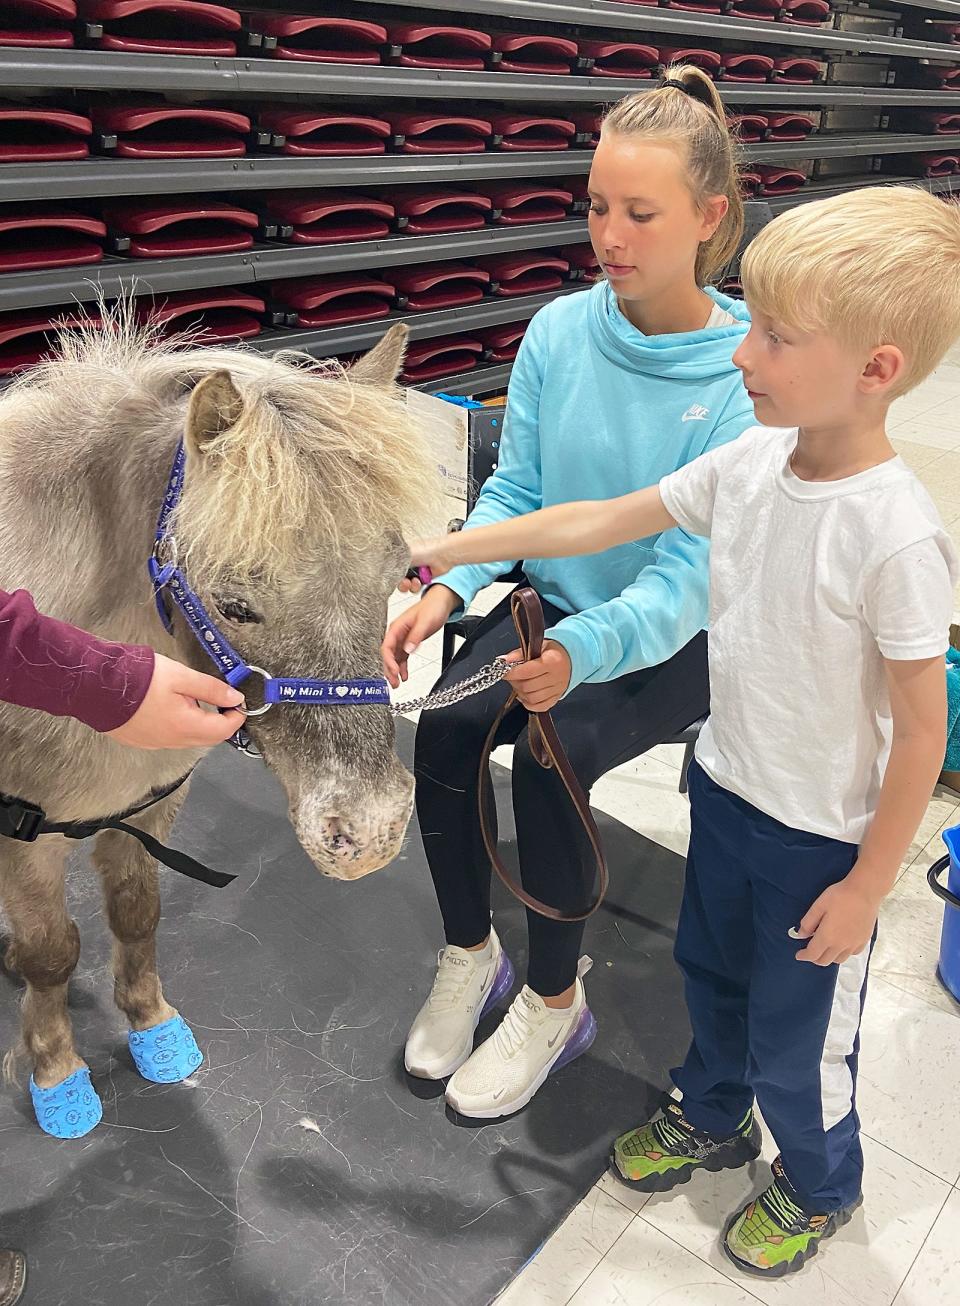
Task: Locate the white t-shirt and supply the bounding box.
[659,427,959,844]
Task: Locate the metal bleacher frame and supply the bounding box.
[2,0,959,393]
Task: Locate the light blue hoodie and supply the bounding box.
[439,279,755,692]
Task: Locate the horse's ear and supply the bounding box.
[186,371,244,455]
[349,323,408,388]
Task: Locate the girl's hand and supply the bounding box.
[381,584,460,687]
[793,875,881,966]
[503,640,572,712]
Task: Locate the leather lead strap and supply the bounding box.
[478,588,608,921]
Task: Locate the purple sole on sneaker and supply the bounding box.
[479,951,515,1020]
[552,1005,597,1073]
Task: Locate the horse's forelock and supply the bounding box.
[9,310,444,586]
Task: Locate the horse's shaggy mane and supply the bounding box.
[5,303,445,583]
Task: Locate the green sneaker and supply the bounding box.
[724,1157,862,1277]
[610,1098,762,1194]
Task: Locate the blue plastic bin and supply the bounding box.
[929,825,960,1003]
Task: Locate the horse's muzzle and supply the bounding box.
[292,773,415,881]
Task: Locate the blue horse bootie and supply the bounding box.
[128,1012,203,1083]
[29,1067,103,1139]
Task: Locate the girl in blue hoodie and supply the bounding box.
[382,67,756,1119]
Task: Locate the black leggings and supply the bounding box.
[414,588,710,996]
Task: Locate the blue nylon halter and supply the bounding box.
[147,441,392,715]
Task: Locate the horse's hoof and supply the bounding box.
[128,1013,203,1084]
[29,1067,102,1139]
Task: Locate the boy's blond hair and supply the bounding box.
[741,186,960,399]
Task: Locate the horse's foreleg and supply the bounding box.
[0,841,102,1138]
[93,786,202,1083]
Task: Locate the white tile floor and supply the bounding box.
[388,356,960,1305]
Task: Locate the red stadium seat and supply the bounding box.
[765,112,815,140]
[571,111,602,148]
[391,188,492,234]
[391,113,492,155]
[479,252,570,296]
[258,110,391,156]
[721,52,775,82]
[0,206,105,272]
[385,25,491,71]
[392,263,490,311]
[264,192,395,243]
[910,111,960,134]
[772,55,824,82]
[491,114,576,152]
[562,244,600,278]
[489,33,579,75]
[0,306,99,375]
[780,0,832,24]
[103,199,259,257]
[911,152,960,176]
[664,0,723,13]
[727,113,769,143]
[272,274,397,326]
[577,41,659,78]
[0,0,76,47]
[135,288,265,340]
[78,0,241,56]
[249,14,385,63]
[658,47,723,76]
[0,105,91,162]
[482,183,573,225]
[94,104,250,159]
[756,165,807,194]
[478,321,527,362]
[726,0,782,18]
[401,335,484,383]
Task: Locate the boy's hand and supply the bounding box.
[503,641,572,712]
[793,875,881,966]
[108,653,247,750]
[409,536,455,579]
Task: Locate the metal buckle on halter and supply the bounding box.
[235,665,274,717]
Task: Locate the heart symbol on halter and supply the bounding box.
[335,685,349,698]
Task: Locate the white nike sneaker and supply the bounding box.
[404,929,515,1080]
[445,957,596,1119]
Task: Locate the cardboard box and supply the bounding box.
[402,390,507,517]
[403,387,470,513]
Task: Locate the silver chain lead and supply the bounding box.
[388,655,519,716]
[230,656,522,758]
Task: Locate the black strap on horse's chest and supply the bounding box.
[0,771,236,888]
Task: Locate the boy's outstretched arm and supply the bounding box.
[409,485,676,576]
[796,654,946,966]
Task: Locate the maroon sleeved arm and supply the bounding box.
[0,588,155,732]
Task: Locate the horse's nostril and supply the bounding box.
[320,821,359,858]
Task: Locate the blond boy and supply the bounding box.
[406,187,960,1276]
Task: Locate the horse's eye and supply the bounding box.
[215,598,262,625]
